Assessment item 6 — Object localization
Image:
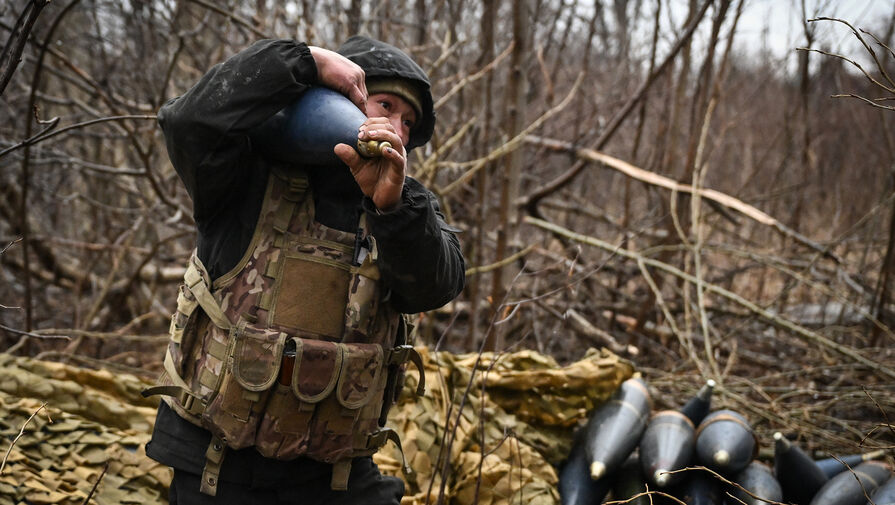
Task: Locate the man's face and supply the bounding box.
[366,92,418,147]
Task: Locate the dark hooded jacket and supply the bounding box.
[337,35,436,150]
[147,38,464,487]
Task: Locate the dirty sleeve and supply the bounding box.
[157,39,317,224]
[363,177,466,313]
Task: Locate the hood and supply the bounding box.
[338,35,435,150]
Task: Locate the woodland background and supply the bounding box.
[1,0,894,461]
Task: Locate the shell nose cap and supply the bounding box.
[590,461,606,480]
[714,450,730,465]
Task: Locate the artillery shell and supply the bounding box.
[810,461,893,505]
[680,379,715,425]
[583,377,652,480]
[559,430,612,505]
[868,475,895,505]
[695,410,757,475]
[815,449,888,479]
[773,432,828,505]
[727,461,782,505]
[678,469,723,505]
[639,410,695,488]
[612,452,651,505]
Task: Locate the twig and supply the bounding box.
[521,0,715,212]
[434,42,513,109]
[0,237,21,254]
[436,73,583,196]
[831,93,895,111]
[81,462,108,505]
[524,216,895,380]
[637,257,706,375]
[182,0,268,39]
[663,466,788,505]
[0,323,71,341]
[0,402,47,475]
[523,135,842,264]
[417,116,476,180]
[465,244,535,276]
[808,17,895,90]
[859,388,895,449]
[691,97,722,380]
[0,114,158,160]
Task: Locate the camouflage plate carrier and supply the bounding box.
[143,167,425,496]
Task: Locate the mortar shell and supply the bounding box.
[559,437,612,505]
[680,379,715,426]
[810,461,893,505]
[612,452,651,505]
[639,410,695,488]
[868,475,895,505]
[727,461,782,505]
[815,450,888,479]
[773,432,828,505]
[678,469,723,505]
[583,377,651,480]
[695,409,757,475]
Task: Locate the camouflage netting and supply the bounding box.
[0,347,632,505]
[373,347,633,505]
[0,354,169,505]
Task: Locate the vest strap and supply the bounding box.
[387,345,426,396]
[184,259,231,331]
[200,435,226,496]
[367,428,413,477]
[331,460,352,491]
[141,349,205,417]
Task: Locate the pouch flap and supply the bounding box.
[292,338,343,403]
[336,343,384,409]
[232,323,286,392]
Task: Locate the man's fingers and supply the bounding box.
[380,144,405,167]
[347,86,367,112]
[334,143,361,171]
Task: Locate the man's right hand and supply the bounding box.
[309,46,367,112]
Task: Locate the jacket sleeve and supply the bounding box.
[158,39,317,223]
[365,177,466,313]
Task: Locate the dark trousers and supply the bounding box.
[167,457,404,505]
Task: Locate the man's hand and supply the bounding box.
[309,46,367,111]
[334,117,406,211]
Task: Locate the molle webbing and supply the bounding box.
[145,169,422,496]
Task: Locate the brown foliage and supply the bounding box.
[0,0,893,462]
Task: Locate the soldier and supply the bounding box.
[144,36,465,504]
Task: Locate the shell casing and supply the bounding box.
[639,410,695,488]
[678,469,723,505]
[729,461,783,505]
[695,409,757,475]
[810,461,892,505]
[679,379,715,425]
[611,452,651,505]
[773,433,828,505]
[558,435,612,505]
[583,377,651,481]
[815,449,887,479]
[869,475,895,505]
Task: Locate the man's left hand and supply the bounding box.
[334,117,406,212]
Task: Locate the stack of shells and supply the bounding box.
[558,378,894,505]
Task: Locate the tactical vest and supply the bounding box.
[144,168,425,496]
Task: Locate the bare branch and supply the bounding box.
[0,402,47,475]
[0,114,158,160]
[0,0,49,96]
[524,216,895,381]
[808,17,895,90]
